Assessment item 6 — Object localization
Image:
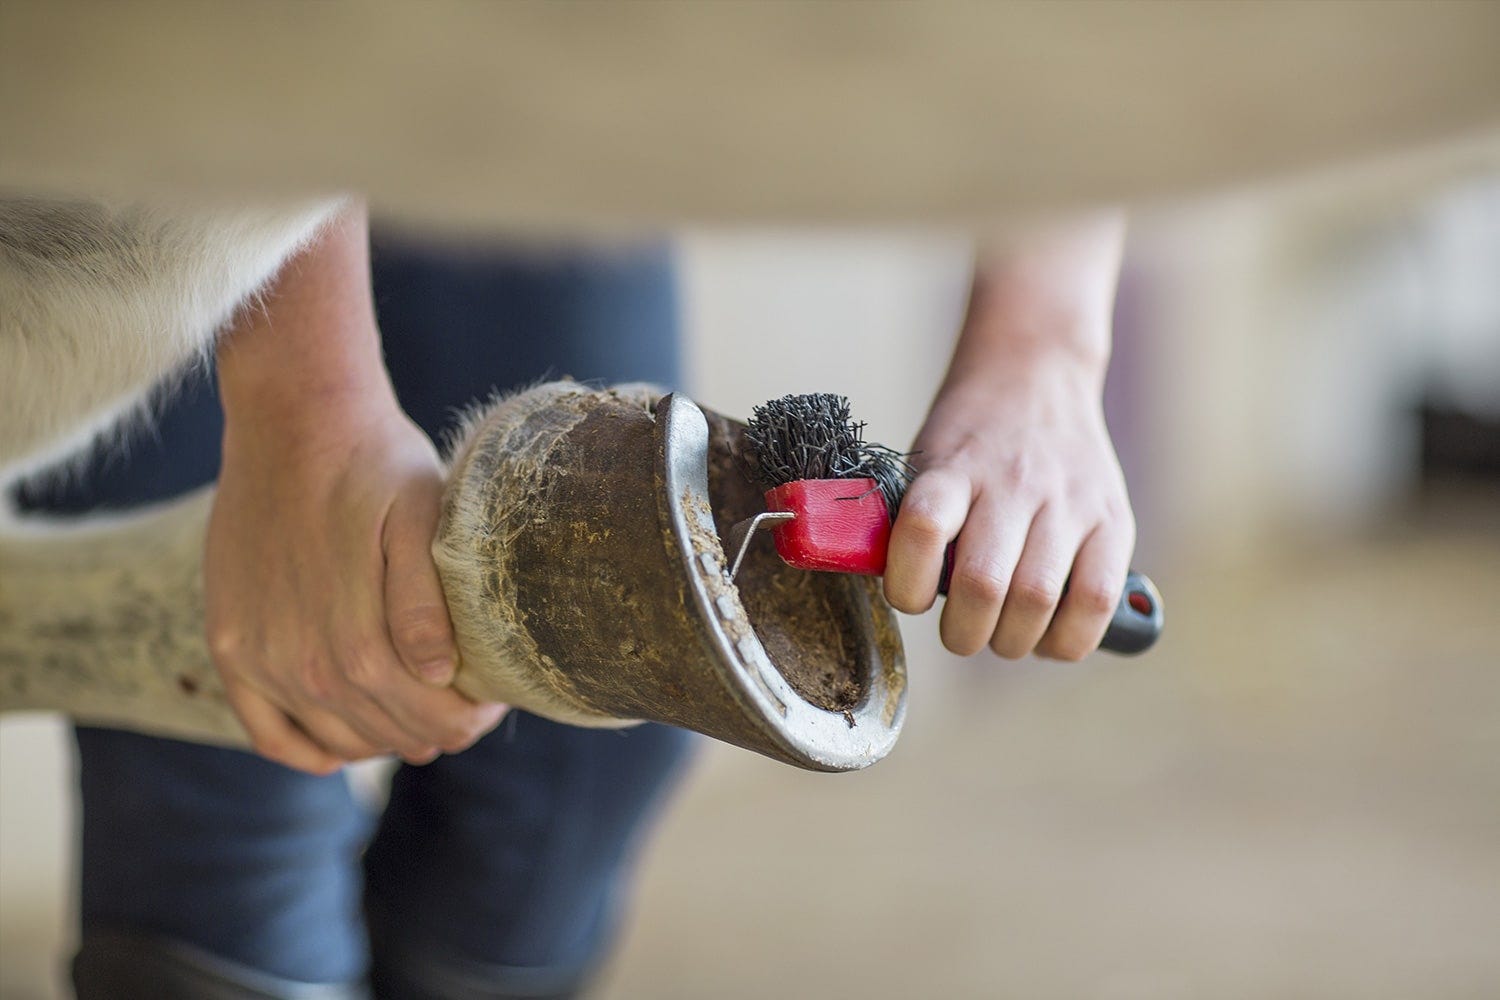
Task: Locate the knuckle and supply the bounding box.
[945,634,986,658]
[988,633,1028,661]
[1052,643,1090,663]
[440,715,492,753]
[1038,634,1090,662]
[1010,578,1060,614]
[324,730,381,761]
[249,731,297,766]
[897,504,950,549]
[339,640,398,692]
[938,618,987,658]
[439,734,475,755]
[300,759,342,776]
[883,577,931,615]
[1102,495,1135,529]
[1002,452,1042,495]
[391,608,452,655]
[340,652,384,692]
[887,594,927,617]
[350,742,386,762]
[952,565,1008,606]
[387,731,431,759]
[248,732,280,759]
[205,624,242,665]
[1074,582,1118,617]
[439,726,481,755]
[297,659,339,704]
[395,705,471,755]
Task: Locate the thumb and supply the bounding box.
[383,486,459,686]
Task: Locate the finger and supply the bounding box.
[324,645,448,761]
[281,642,421,760]
[1036,522,1133,662]
[383,488,459,686]
[989,505,1081,660]
[884,468,971,614]
[938,495,1032,656]
[222,675,343,775]
[335,635,503,756]
[364,667,509,755]
[286,698,395,763]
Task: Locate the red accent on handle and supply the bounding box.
[764,479,892,576]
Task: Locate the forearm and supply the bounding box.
[215,201,396,435]
[941,213,1126,398]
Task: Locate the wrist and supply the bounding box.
[940,320,1109,408]
[221,380,406,475]
[944,213,1124,396]
[219,317,396,428]
[928,362,1103,447]
[214,200,397,441]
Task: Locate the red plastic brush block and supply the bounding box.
[757,477,1158,656]
[762,479,891,576]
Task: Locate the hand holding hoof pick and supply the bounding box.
[732,392,1162,658]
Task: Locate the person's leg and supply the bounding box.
[69,731,372,1000]
[362,235,697,1000]
[14,373,372,1000]
[364,719,693,1000]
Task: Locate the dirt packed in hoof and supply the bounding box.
[741,551,863,712]
[702,414,866,713]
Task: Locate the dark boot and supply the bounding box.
[73,929,371,1000]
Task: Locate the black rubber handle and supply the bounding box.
[936,552,1163,656]
[1099,570,1164,655]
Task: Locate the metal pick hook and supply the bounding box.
[727,511,795,582]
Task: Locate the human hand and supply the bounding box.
[883,216,1134,660]
[203,201,503,774]
[884,363,1134,660]
[205,397,507,773]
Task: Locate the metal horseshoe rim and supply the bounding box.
[654,392,906,772]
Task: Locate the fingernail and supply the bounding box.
[418,657,456,684]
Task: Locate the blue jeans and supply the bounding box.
[15,238,695,998]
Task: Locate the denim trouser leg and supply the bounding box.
[69,731,373,998]
[363,717,694,1000]
[13,239,695,999]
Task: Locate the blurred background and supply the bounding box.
[4,166,1499,997]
